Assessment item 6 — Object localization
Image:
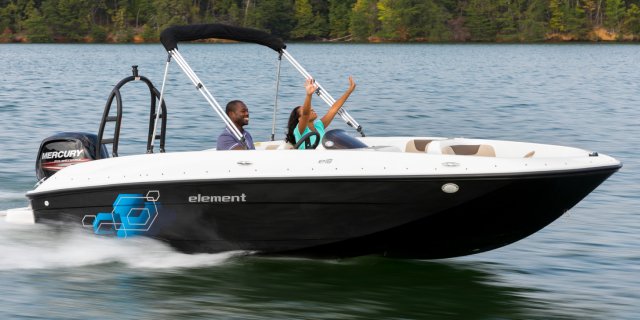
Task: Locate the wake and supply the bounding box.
[0,215,245,270]
[0,191,27,201]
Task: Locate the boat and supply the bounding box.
[22,24,621,259]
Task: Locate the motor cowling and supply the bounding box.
[36,132,109,181]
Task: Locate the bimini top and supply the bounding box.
[156,23,363,143]
[160,23,286,52]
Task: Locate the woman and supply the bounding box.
[285,76,356,149]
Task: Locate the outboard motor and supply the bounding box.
[36,132,109,181]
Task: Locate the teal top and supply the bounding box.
[294,119,325,150]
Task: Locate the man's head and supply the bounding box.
[226,100,249,129]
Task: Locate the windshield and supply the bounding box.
[322,129,368,150]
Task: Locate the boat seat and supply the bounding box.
[279,143,294,150]
[442,144,496,157]
[405,139,432,153]
[261,142,294,150]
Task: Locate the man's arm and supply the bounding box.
[217,132,245,150]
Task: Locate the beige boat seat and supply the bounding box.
[279,143,294,150]
[442,144,496,157]
[263,142,294,150]
[405,139,432,153]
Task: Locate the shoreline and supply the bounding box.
[2,28,639,45]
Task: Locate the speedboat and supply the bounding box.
[21,24,621,259]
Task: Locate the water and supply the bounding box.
[1,43,638,319]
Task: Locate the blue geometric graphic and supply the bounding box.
[83,191,161,238]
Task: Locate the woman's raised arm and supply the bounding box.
[321,76,356,128]
[297,78,319,134]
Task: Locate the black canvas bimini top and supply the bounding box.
[160,24,286,52]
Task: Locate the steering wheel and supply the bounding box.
[293,131,320,149]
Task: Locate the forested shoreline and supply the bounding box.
[2,0,640,43]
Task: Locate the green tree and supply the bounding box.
[437,0,458,13]
[623,4,640,34]
[566,1,588,37]
[309,0,329,37]
[41,0,93,41]
[152,0,195,31]
[550,0,589,38]
[415,0,452,41]
[582,0,601,26]
[23,2,52,42]
[141,23,159,41]
[519,0,548,41]
[328,0,354,39]
[292,0,316,39]
[464,0,498,41]
[129,0,154,28]
[350,0,379,41]
[251,0,295,38]
[0,2,16,32]
[90,25,108,42]
[1,0,34,33]
[377,0,414,40]
[495,0,519,41]
[377,0,451,41]
[112,7,132,42]
[605,0,626,32]
[549,0,566,32]
[5,0,640,43]
[228,1,243,25]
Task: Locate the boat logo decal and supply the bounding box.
[441,162,460,167]
[41,149,85,159]
[82,190,161,238]
[188,193,247,203]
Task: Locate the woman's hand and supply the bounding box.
[347,76,356,93]
[305,78,318,96]
[320,75,356,128]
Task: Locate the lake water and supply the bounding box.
[0,43,638,319]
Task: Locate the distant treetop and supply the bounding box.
[1,0,639,43]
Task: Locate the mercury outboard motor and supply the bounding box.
[36,132,109,181]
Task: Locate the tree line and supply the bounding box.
[1,0,640,43]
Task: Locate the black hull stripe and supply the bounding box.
[27,164,621,199]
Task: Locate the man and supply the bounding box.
[216,100,255,150]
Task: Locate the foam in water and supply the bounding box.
[2,207,34,224]
[0,191,27,201]
[0,216,246,270]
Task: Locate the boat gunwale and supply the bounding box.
[26,164,621,199]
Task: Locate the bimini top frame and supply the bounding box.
[158,24,363,147]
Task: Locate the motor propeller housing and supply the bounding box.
[36,132,109,181]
